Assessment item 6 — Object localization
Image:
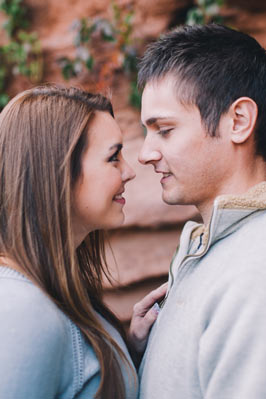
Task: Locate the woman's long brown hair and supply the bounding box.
[0,85,133,398]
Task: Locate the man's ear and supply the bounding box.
[228,97,258,144]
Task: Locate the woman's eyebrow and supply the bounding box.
[109,143,123,152]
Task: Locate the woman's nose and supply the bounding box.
[122,160,136,183]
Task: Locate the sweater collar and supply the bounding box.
[190,181,266,249]
[215,181,266,210]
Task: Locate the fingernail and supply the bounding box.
[152,302,160,316]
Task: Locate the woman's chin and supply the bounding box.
[106,211,125,230]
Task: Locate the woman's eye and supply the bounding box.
[108,152,120,162]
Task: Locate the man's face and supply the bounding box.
[139,75,232,213]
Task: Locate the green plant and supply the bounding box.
[186,0,224,25]
[0,0,28,36]
[0,0,42,110]
[58,1,141,108]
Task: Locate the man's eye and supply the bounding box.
[158,129,172,136]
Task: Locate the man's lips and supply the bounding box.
[156,171,172,184]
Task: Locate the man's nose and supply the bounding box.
[138,136,162,165]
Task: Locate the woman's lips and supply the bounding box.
[113,193,126,205]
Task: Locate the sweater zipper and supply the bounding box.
[160,206,216,308]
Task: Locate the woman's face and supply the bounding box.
[72,111,135,246]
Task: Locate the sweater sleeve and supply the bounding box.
[198,270,266,399]
[0,279,66,399]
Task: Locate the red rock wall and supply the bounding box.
[2,0,266,324]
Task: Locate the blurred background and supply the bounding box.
[1,0,266,328]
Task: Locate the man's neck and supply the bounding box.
[198,176,266,226]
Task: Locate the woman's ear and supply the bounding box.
[228,97,258,144]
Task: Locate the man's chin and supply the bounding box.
[162,191,180,205]
[162,189,190,206]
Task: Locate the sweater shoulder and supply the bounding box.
[0,267,73,398]
[0,266,67,332]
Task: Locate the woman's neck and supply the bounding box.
[0,256,24,274]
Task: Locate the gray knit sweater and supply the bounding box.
[139,182,266,399]
[0,266,137,399]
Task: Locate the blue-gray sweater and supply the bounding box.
[139,182,266,399]
[0,267,138,399]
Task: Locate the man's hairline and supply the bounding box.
[141,73,257,137]
[141,73,202,129]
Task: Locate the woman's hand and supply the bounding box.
[128,282,168,359]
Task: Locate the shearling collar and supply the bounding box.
[191,181,266,248]
[217,181,266,210]
[170,181,266,286]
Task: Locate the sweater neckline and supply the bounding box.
[0,265,30,281]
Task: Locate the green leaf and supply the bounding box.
[101,31,115,42]
[0,93,9,108]
[130,81,141,109]
[63,63,77,80]
[112,1,120,23]
[123,51,137,74]
[186,8,204,25]
[85,55,94,70]
[124,13,133,25]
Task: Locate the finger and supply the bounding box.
[145,302,160,322]
[137,283,168,309]
[133,282,168,315]
[131,303,160,341]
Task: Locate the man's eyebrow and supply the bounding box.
[145,117,171,126]
[108,143,123,151]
